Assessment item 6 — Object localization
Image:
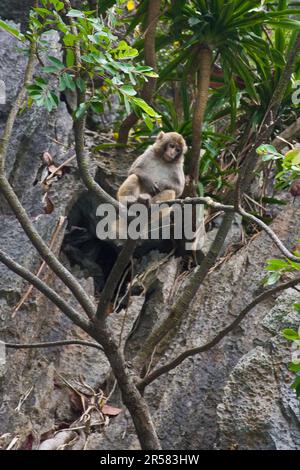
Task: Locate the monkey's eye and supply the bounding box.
[169,143,176,149]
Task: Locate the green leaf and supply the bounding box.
[63,33,77,47]
[265,259,289,271]
[34,77,47,87]
[287,260,300,271]
[42,66,61,73]
[291,376,300,397]
[74,102,89,120]
[257,144,279,155]
[143,71,159,78]
[293,304,300,314]
[285,149,300,165]
[264,271,281,286]
[76,77,86,93]
[67,9,85,18]
[60,73,76,91]
[282,329,300,341]
[131,97,159,118]
[120,85,137,96]
[54,0,64,11]
[44,91,59,112]
[47,55,65,70]
[123,95,130,115]
[288,362,300,372]
[66,49,75,67]
[142,113,154,131]
[0,20,25,41]
[33,7,50,16]
[91,101,104,114]
[111,40,138,59]
[135,66,154,73]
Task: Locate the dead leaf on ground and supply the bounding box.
[101,404,122,417]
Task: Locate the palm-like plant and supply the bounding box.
[166,0,300,194]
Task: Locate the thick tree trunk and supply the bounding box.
[187,46,213,194]
[117,0,161,145]
[92,323,161,450]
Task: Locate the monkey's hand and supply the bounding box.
[133,170,160,196]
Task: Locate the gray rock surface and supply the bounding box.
[0,1,33,30]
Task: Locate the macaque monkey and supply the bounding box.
[118,131,187,205]
[115,131,187,239]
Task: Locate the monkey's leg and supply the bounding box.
[151,190,176,204]
[148,190,176,238]
[117,174,141,205]
[114,175,141,239]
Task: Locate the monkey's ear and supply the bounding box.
[156,131,165,141]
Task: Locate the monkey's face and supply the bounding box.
[163,142,184,162]
[155,131,187,163]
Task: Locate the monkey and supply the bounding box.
[117,131,187,206]
[115,131,187,239]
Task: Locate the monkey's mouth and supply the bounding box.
[164,155,176,162]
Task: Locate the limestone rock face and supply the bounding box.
[0,1,33,30]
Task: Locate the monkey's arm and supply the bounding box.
[130,167,160,196]
[129,150,159,196]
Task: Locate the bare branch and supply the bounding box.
[117,0,161,144]
[73,96,120,211]
[0,41,36,171]
[4,340,103,351]
[138,274,300,390]
[12,216,66,316]
[96,239,137,319]
[160,197,300,264]
[0,176,96,320]
[272,117,300,151]
[0,249,90,331]
[238,206,300,263]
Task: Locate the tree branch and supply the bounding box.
[73,94,120,211]
[4,340,103,351]
[160,197,300,263]
[0,41,36,171]
[117,0,161,144]
[96,238,137,319]
[272,117,300,151]
[0,249,90,331]
[0,177,96,320]
[138,274,300,390]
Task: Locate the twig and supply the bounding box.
[0,41,36,171]
[238,206,300,263]
[4,340,103,351]
[45,154,76,183]
[12,216,67,317]
[0,249,90,331]
[118,259,134,347]
[138,274,300,390]
[159,196,300,264]
[96,239,137,319]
